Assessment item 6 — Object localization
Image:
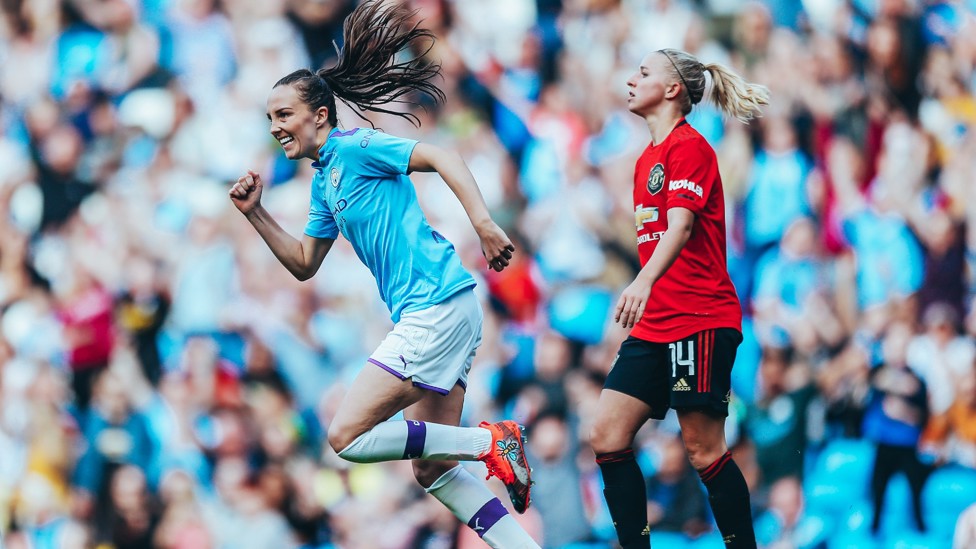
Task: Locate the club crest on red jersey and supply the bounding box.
[647,163,665,195]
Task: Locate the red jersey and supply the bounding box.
[630,119,741,342]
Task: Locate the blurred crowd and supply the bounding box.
[1,0,976,548]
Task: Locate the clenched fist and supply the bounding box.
[230,170,264,214]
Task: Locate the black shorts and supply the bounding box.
[604,328,742,419]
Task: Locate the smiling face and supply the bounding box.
[267,84,328,161]
[626,53,680,117]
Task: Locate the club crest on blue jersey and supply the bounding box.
[647,163,665,195]
[330,167,340,188]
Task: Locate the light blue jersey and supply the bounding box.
[304,127,475,323]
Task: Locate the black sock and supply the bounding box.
[597,449,650,549]
[699,451,757,549]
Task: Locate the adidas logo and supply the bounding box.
[672,378,691,391]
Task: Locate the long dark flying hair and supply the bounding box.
[275,0,445,127]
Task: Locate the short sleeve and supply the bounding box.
[342,129,418,177]
[304,183,339,239]
[665,138,716,214]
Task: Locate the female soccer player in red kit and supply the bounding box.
[589,49,769,548]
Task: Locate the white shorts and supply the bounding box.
[368,289,483,395]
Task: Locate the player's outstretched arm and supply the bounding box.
[408,143,514,272]
[230,170,334,281]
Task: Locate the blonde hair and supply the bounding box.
[658,48,770,123]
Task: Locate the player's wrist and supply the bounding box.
[472,217,497,235]
[636,269,657,286]
[243,204,266,220]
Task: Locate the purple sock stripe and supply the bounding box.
[403,420,426,460]
[369,358,407,380]
[467,498,507,537]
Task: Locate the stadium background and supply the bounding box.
[1,0,976,547]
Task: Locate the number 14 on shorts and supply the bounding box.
[669,340,695,377]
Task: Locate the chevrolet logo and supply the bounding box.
[635,205,658,228]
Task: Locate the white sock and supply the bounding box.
[426,466,540,549]
[336,420,492,463]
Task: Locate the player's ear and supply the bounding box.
[665,81,681,100]
[316,106,330,127]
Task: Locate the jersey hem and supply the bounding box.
[390,280,477,323]
[630,319,741,343]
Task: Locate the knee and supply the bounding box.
[327,424,360,456]
[589,417,633,456]
[680,430,726,471]
[412,460,456,489]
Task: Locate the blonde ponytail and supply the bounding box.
[657,49,769,123]
[703,62,769,123]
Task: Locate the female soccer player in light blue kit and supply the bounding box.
[228,2,537,547]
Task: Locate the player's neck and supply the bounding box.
[645,110,684,146]
[308,124,336,160]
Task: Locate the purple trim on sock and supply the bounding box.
[403,420,426,460]
[467,499,507,537]
[369,358,407,380]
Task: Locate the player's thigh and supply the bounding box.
[403,381,466,427]
[591,336,669,453]
[590,389,656,454]
[328,362,427,451]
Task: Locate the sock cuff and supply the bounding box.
[467,498,508,537]
[699,450,733,483]
[403,420,427,459]
[596,448,635,464]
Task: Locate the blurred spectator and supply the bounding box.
[115,253,169,386]
[72,370,155,521]
[752,217,844,355]
[153,468,213,548]
[742,115,812,259]
[745,346,818,493]
[56,261,115,410]
[839,167,925,312]
[200,456,297,549]
[753,476,829,549]
[862,321,931,534]
[644,435,710,538]
[816,337,871,439]
[922,365,976,468]
[93,464,160,549]
[34,123,95,231]
[907,302,975,415]
[165,0,237,108]
[286,0,355,69]
[525,413,595,548]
